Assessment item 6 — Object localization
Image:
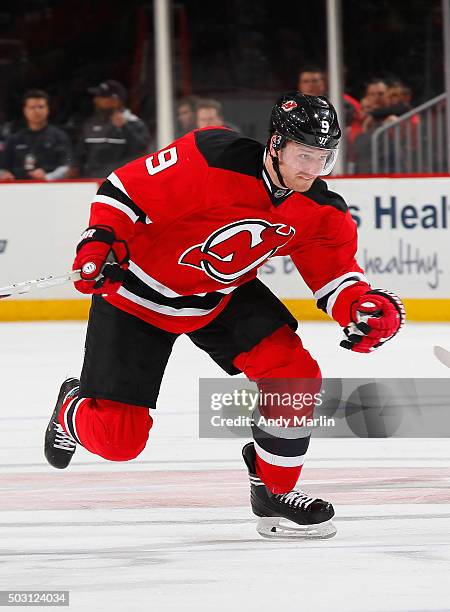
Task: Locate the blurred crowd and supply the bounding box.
[296,67,418,174]
[0,68,416,182]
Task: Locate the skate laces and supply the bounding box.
[275,490,315,510]
[53,422,76,451]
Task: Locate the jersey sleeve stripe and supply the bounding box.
[313,271,367,300]
[107,171,132,198]
[96,179,149,223]
[92,195,139,223]
[320,278,364,317]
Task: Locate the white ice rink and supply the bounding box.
[1,320,450,612]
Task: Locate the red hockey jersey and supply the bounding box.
[86,127,370,333]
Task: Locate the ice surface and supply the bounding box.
[0,321,450,611]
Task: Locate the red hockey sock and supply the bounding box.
[255,453,303,494]
[234,324,321,494]
[59,395,153,461]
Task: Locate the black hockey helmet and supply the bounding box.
[268,92,341,181]
[270,92,341,149]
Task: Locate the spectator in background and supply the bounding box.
[297,66,327,96]
[196,98,225,128]
[0,89,72,181]
[297,67,361,124]
[364,78,388,111]
[297,66,362,162]
[359,96,375,125]
[371,81,415,122]
[176,95,199,136]
[387,81,412,107]
[297,67,326,96]
[196,98,241,132]
[76,80,149,178]
[353,78,395,174]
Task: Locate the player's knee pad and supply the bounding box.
[234,325,321,422]
[78,399,153,461]
[234,324,321,381]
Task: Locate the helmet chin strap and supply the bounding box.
[267,135,288,188]
[270,151,288,188]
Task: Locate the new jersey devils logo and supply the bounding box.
[281,100,298,112]
[178,219,295,283]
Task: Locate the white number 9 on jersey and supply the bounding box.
[320,120,330,134]
[145,147,178,175]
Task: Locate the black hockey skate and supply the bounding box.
[44,377,79,469]
[242,442,336,539]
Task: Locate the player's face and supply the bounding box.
[277,141,333,191]
[23,98,49,126]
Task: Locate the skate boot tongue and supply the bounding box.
[274,490,315,510]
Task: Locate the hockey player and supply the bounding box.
[44,93,405,538]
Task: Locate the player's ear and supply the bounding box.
[269,134,279,156]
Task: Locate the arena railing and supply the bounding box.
[371,93,448,174]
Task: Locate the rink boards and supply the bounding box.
[0,175,449,321]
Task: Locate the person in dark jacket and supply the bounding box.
[0,89,72,181]
[76,80,150,178]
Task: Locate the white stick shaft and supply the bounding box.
[0,270,81,298]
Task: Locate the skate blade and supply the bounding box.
[256,517,337,540]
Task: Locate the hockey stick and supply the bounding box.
[433,346,450,369]
[0,270,81,299]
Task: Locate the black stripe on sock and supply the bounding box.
[251,421,311,458]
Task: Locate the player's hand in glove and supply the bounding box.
[73,225,129,295]
[340,290,405,353]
